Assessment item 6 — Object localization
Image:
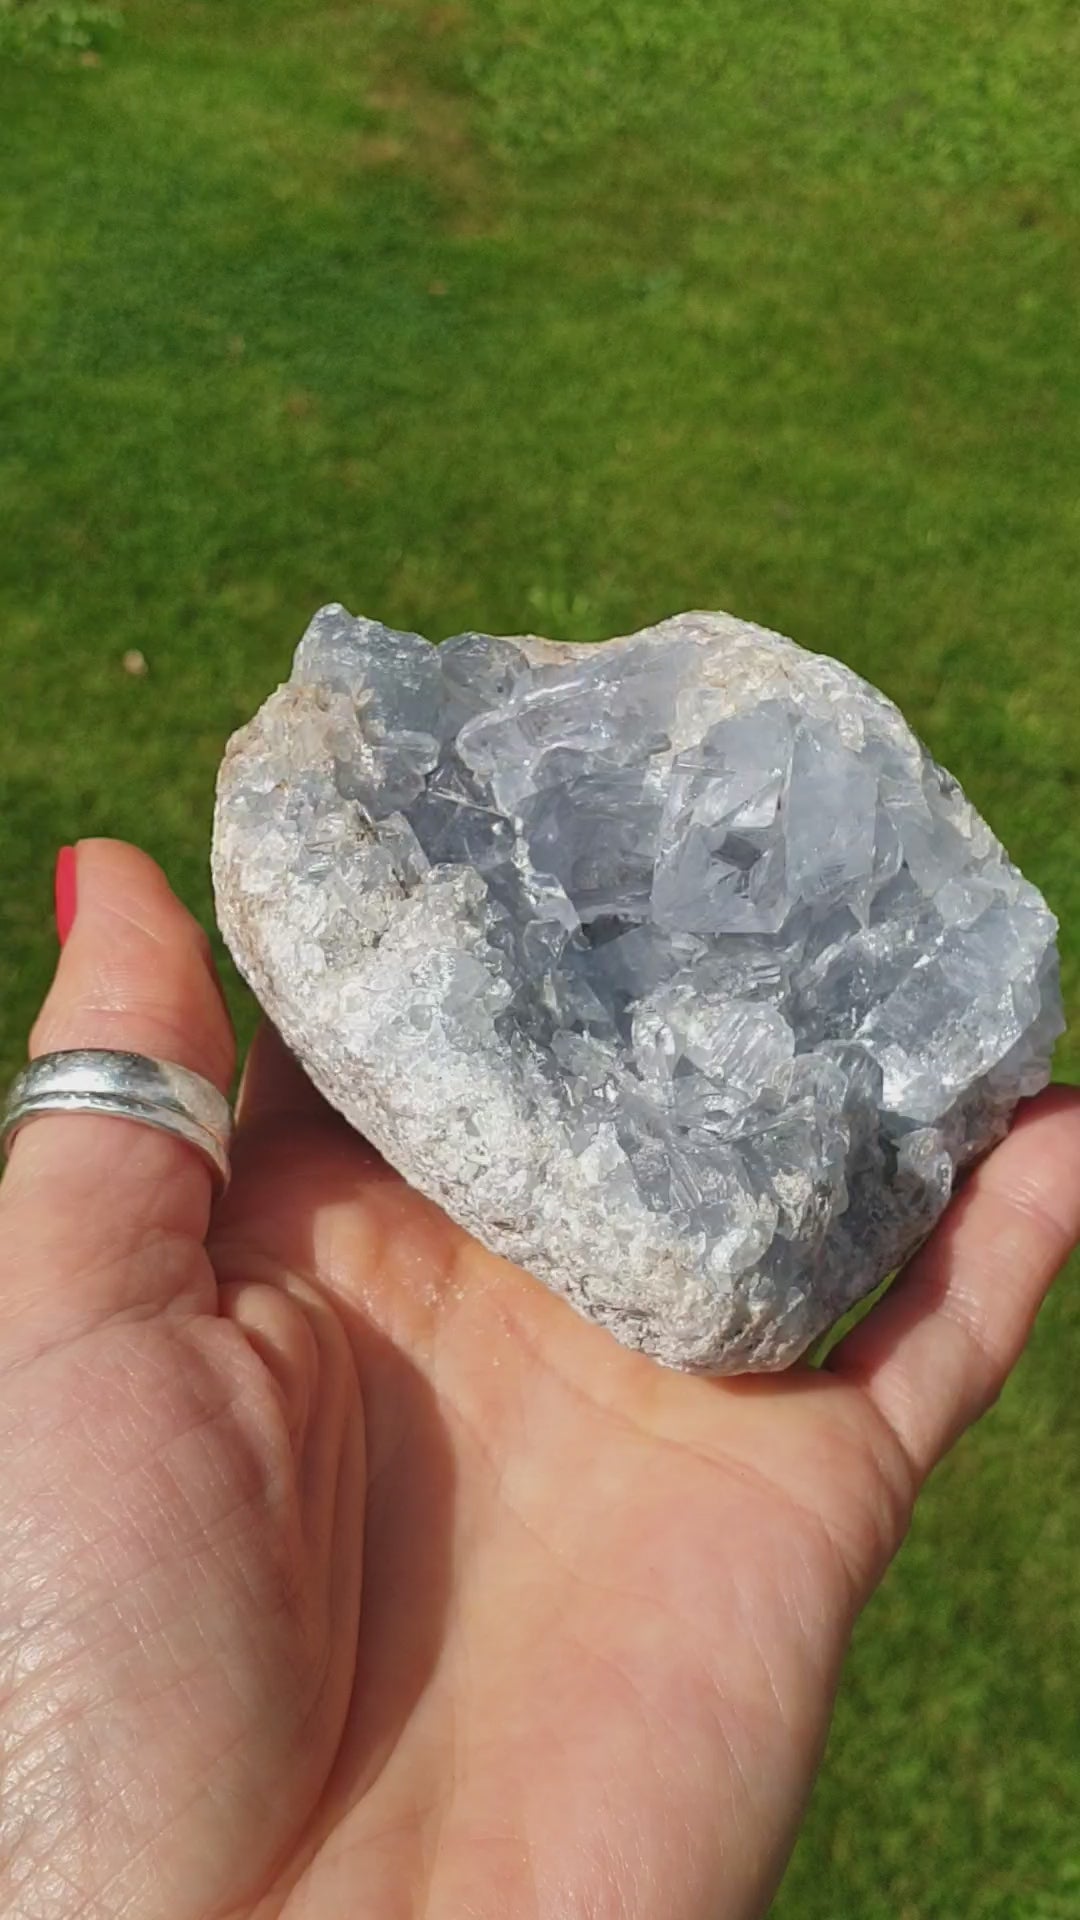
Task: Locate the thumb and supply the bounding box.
[0,840,235,1337]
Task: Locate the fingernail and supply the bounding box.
[55,846,77,946]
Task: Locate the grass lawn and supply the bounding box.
[2,1,1079,1910]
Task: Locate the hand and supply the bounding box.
[0,839,1076,1920]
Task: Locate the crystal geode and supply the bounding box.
[212,607,1063,1372]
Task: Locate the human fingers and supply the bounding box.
[828,1085,1080,1482]
[0,840,235,1334]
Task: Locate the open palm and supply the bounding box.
[1,841,1077,1920]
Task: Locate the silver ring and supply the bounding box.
[1,1050,233,1191]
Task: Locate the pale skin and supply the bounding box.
[0,842,1077,1920]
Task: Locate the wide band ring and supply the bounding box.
[1,1050,234,1191]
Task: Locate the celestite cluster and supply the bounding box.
[212,607,1063,1371]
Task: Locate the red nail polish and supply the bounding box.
[55,846,77,946]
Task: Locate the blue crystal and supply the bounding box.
[271,603,1064,1366]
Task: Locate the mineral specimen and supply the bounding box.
[212,607,1063,1372]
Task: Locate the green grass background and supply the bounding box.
[1,2,1079,1911]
